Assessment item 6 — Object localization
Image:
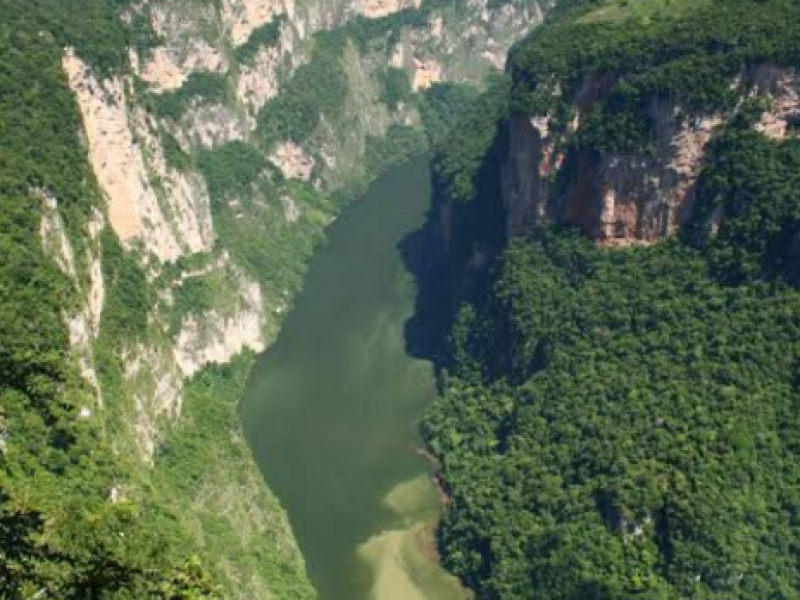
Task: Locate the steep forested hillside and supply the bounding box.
[0,1,223,597]
[424,0,800,598]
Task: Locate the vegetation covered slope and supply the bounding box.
[0,1,222,597]
[508,0,800,153]
[0,1,315,598]
[423,0,800,598]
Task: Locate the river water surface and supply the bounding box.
[240,158,466,600]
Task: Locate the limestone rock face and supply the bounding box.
[139,43,226,92]
[355,0,421,19]
[172,270,267,379]
[501,67,800,245]
[39,192,105,398]
[412,58,442,91]
[236,41,284,114]
[754,65,800,141]
[271,141,315,181]
[64,49,213,262]
[221,0,292,46]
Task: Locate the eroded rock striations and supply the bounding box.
[64,48,214,261]
[501,66,800,245]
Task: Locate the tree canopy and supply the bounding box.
[424,1,800,598]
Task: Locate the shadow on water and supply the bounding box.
[398,131,509,372]
[396,205,450,366]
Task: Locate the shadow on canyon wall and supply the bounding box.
[398,132,509,374]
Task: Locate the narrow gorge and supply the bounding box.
[0,0,548,597]
[4,0,800,599]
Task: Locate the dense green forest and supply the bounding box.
[423,0,800,599]
[426,231,800,599]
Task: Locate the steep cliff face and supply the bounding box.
[39,192,106,396]
[130,0,547,185]
[487,0,800,246]
[65,50,215,262]
[501,65,800,245]
[172,266,267,379]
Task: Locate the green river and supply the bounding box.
[240,158,467,600]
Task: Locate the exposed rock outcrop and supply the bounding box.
[40,189,78,277]
[135,0,546,173]
[173,270,267,378]
[139,44,226,92]
[271,141,315,181]
[222,0,291,46]
[389,0,542,88]
[64,48,214,262]
[356,0,421,18]
[281,195,301,223]
[412,58,442,91]
[125,343,183,459]
[135,1,230,93]
[501,67,800,245]
[40,192,105,397]
[183,102,251,148]
[236,43,284,113]
[754,65,800,141]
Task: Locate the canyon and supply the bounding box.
[7,0,798,598]
[32,0,549,597]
